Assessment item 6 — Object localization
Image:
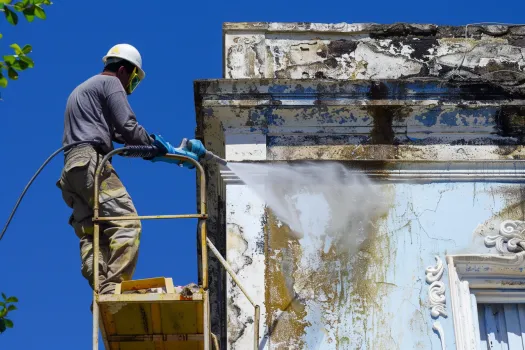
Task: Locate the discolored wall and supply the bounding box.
[223,22,525,84]
[194,22,525,349]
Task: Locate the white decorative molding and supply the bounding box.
[433,321,446,350]
[429,283,448,318]
[221,161,525,184]
[447,252,525,350]
[485,220,525,253]
[426,256,447,318]
[426,255,444,283]
[426,256,447,350]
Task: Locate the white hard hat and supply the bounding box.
[102,43,145,80]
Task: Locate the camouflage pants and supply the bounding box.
[57,145,141,294]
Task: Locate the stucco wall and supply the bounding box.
[194,22,525,349]
[226,179,525,349]
[224,22,525,85]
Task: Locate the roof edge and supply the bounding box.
[222,22,525,37]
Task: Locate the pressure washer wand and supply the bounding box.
[186,139,228,166]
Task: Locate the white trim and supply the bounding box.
[220,161,525,184]
[446,252,525,350]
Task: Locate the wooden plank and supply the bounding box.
[108,334,204,342]
[98,294,203,304]
[164,278,175,294]
[503,304,523,350]
[99,296,205,350]
[150,304,165,350]
[119,277,170,293]
[100,304,119,350]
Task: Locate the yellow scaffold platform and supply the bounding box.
[98,277,210,350]
[90,148,260,350]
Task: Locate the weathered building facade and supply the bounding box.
[194,22,525,349]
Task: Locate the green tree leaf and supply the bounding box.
[0,320,6,333]
[13,2,24,11]
[8,67,18,79]
[0,308,7,318]
[19,55,33,68]
[3,55,16,65]
[6,296,18,303]
[7,305,17,311]
[22,44,32,54]
[34,5,45,19]
[0,33,3,39]
[4,7,19,25]
[0,0,13,4]
[11,60,28,70]
[22,7,34,22]
[4,319,13,328]
[0,74,7,88]
[9,43,22,55]
[1,293,6,300]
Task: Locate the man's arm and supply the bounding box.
[106,90,153,145]
[113,130,126,144]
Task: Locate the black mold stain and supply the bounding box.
[369,106,395,144]
[327,40,358,56]
[324,57,338,69]
[497,106,525,139]
[390,37,439,61]
[316,47,327,58]
[369,23,438,38]
[367,81,389,100]
[315,40,359,71]
[508,37,525,48]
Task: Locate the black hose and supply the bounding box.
[120,145,160,159]
[0,140,103,241]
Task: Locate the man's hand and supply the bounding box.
[149,134,199,168]
[187,139,207,158]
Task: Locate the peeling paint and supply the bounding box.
[224,22,525,82]
[194,21,525,349]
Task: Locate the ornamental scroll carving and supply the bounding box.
[426,256,447,350]
[485,220,525,253]
[426,255,447,318]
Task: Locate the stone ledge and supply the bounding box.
[195,78,525,101]
[223,22,525,38]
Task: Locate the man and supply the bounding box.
[57,44,199,298]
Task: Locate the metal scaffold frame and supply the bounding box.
[90,147,260,350]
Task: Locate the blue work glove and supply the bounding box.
[188,139,207,158]
[149,134,199,169]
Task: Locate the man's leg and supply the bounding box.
[57,148,110,291]
[79,230,110,291]
[97,163,141,295]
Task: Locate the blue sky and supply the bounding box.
[1,0,525,348]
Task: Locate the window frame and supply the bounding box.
[446,252,525,350]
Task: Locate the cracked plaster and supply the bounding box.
[194,22,525,349]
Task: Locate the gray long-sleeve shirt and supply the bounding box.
[63,73,153,155]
